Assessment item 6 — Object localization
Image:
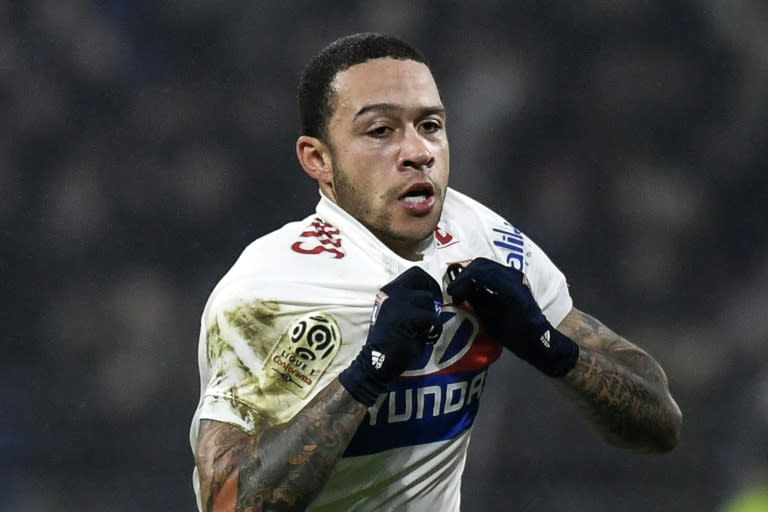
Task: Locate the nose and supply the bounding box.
[398,127,434,172]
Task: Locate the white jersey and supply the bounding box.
[190,188,572,511]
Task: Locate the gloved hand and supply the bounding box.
[339,267,443,406]
[446,257,578,377]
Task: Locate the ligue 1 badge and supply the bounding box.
[264,311,342,398]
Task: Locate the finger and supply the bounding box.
[446,271,476,303]
[402,309,443,339]
[425,323,443,342]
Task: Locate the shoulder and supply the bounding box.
[223,214,350,284]
[204,213,375,318]
[439,188,525,265]
[442,188,505,225]
[440,188,573,321]
[441,188,555,267]
[441,188,519,243]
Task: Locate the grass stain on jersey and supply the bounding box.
[206,324,226,365]
[228,386,276,432]
[223,300,281,359]
[207,300,312,430]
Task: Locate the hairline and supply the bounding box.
[321,56,428,142]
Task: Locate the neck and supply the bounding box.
[376,232,432,261]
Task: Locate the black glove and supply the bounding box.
[339,267,443,406]
[446,257,578,377]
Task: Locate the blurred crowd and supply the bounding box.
[3,1,767,510]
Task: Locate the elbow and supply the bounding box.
[639,398,683,454]
[655,400,683,453]
[607,398,683,454]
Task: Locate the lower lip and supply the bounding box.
[398,195,436,215]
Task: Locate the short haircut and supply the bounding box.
[298,32,428,141]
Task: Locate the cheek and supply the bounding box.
[334,146,401,201]
[436,148,450,185]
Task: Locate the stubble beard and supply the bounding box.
[331,163,439,256]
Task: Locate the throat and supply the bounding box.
[377,232,433,261]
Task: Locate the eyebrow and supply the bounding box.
[353,102,446,120]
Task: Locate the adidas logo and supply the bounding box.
[540,330,551,348]
[371,350,386,370]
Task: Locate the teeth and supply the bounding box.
[403,195,427,203]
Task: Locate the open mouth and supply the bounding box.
[399,182,435,203]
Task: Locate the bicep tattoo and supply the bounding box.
[559,309,669,385]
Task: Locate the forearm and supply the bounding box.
[196,379,368,512]
[553,309,682,453]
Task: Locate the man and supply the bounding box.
[190,33,682,511]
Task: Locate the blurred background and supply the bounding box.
[3,0,767,510]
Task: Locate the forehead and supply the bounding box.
[330,58,442,119]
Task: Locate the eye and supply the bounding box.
[420,119,443,134]
[367,125,393,138]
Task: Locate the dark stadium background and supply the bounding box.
[4,1,767,510]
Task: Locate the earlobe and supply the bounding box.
[296,136,333,185]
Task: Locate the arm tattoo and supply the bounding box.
[196,380,368,511]
[554,309,682,452]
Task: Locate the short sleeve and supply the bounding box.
[519,235,572,327]
[194,279,348,433]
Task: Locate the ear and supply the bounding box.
[296,135,333,186]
